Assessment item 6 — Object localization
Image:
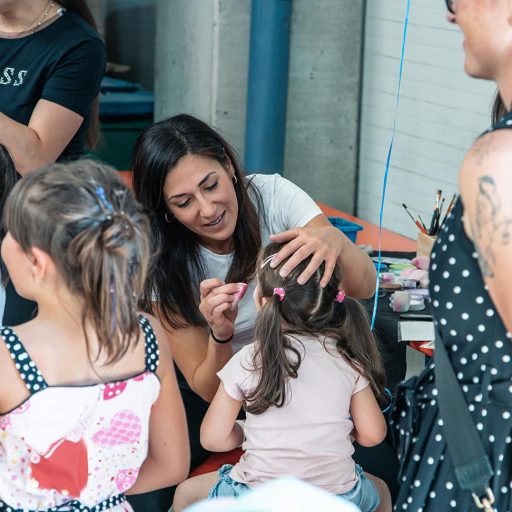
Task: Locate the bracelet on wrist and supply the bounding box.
[210,329,233,344]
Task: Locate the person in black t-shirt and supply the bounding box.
[0,0,106,174]
[0,1,106,325]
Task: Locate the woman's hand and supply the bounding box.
[269,214,376,298]
[199,279,248,341]
[269,224,346,288]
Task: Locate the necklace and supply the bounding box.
[28,0,55,33]
[0,0,55,37]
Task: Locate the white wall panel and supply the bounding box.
[358,0,496,240]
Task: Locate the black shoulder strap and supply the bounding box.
[0,326,49,394]
[480,110,512,137]
[434,328,495,510]
[138,316,160,373]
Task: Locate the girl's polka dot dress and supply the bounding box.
[0,316,160,512]
[391,125,512,511]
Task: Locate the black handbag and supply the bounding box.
[434,328,495,511]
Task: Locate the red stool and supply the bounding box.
[189,448,244,477]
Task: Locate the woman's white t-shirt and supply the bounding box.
[198,173,322,352]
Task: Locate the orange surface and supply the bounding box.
[409,341,434,358]
[119,170,132,186]
[118,171,416,252]
[318,202,417,252]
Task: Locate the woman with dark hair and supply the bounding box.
[0,0,105,172]
[130,113,376,511]
[0,0,106,325]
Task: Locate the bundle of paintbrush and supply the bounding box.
[403,190,456,236]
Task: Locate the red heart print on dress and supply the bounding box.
[31,438,88,497]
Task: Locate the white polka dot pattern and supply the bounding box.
[391,195,512,511]
[0,327,48,393]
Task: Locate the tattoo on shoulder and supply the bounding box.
[473,174,512,278]
[472,133,495,166]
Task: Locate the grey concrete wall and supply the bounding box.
[155,0,250,159]
[285,0,364,212]
[154,0,364,212]
[105,0,157,90]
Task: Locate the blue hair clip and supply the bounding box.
[95,186,114,213]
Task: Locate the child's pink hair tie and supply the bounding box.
[273,287,285,302]
[335,290,346,303]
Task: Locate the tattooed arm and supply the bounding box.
[460,130,512,333]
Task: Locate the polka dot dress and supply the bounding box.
[0,316,160,512]
[391,197,512,511]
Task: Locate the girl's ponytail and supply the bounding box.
[244,294,301,415]
[68,206,148,364]
[335,297,387,405]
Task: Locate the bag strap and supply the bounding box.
[434,328,495,511]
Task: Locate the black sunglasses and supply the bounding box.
[445,0,455,14]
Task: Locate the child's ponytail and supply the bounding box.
[334,296,387,405]
[245,293,301,415]
[68,205,148,363]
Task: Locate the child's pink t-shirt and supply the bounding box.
[217,335,369,494]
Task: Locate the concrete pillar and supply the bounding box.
[154,0,364,212]
[154,0,250,157]
[284,0,365,213]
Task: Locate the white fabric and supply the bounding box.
[217,335,369,494]
[199,174,322,352]
[185,477,360,512]
[0,376,160,510]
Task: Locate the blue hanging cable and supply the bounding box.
[370,0,412,330]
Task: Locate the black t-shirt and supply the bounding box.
[0,10,106,161]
